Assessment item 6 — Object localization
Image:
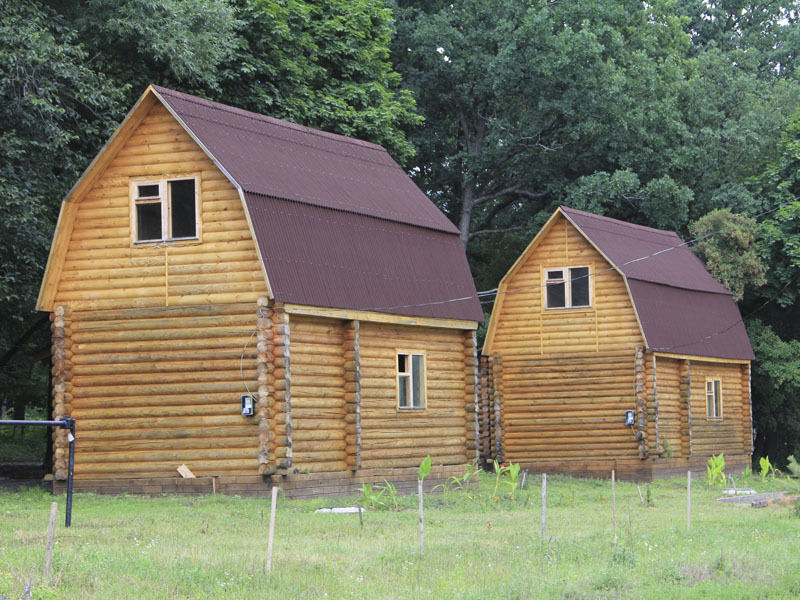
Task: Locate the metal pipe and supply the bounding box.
[65,418,75,527]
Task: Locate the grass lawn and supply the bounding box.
[1,471,799,599]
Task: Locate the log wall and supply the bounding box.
[358,322,470,469]
[287,315,347,473]
[66,304,260,477]
[652,355,683,458]
[688,360,749,457]
[500,354,639,462]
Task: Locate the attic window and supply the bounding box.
[132,178,198,243]
[545,266,590,309]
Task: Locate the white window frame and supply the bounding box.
[544,265,591,309]
[706,378,723,420]
[397,351,426,410]
[131,176,200,244]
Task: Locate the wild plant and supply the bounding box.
[759,456,776,481]
[505,462,521,501]
[706,454,726,488]
[787,455,800,478]
[358,483,385,510]
[380,480,399,511]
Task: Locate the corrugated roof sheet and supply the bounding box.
[561,206,753,360]
[245,193,484,321]
[150,86,481,321]
[153,85,458,234]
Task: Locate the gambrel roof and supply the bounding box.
[485,206,754,360]
[38,86,482,322]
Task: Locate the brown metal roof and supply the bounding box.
[153,85,458,234]
[150,86,480,321]
[561,206,754,360]
[245,193,483,320]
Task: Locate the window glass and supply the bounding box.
[398,375,410,408]
[570,267,590,306]
[714,380,722,417]
[136,202,162,241]
[412,354,425,408]
[137,184,159,198]
[170,179,196,238]
[546,281,565,308]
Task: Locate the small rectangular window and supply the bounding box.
[132,177,198,243]
[545,266,591,309]
[706,378,722,419]
[398,352,425,409]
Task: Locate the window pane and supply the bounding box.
[412,354,425,408]
[170,179,196,238]
[547,270,563,280]
[398,375,410,407]
[398,354,407,373]
[570,267,590,306]
[546,282,565,308]
[137,184,159,198]
[714,380,722,417]
[136,202,162,241]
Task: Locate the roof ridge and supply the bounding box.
[152,84,387,152]
[560,205,679,238]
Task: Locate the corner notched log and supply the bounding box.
[634,346,647,459]
[256,296,272,475]
[343,320,362,471]
[52,305,72,480]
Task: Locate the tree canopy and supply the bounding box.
[2,0,800,467]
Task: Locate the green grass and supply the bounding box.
[1,472,800,599]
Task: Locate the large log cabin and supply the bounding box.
[37,85,483,498]
[481,206,754,480]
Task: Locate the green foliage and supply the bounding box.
[491,460,523,502]
[417,455,431,481]
[760,456,777,482]
[787,455,800,478]
[357,482,386,510]
[661,439,673,459]
[747,320,800,465]
[706,454,726,488]
[689,209,766,301]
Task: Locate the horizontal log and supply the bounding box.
[76,425,252,442]
[76,446,255,464]
[74,458,256,476]
[77,436,255,452]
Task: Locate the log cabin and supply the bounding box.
[481,206,754,480]
[37,85,483,498]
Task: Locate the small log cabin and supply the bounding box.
[481,206,754,480]
[37,85,483,498]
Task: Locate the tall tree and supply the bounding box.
[0,1,121,418]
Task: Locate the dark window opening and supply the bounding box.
[136,202,162,241]
[169,179,196,238]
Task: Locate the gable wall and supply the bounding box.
[358,322,472,469]
[54,103,267,311]
[490,214,643,357]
